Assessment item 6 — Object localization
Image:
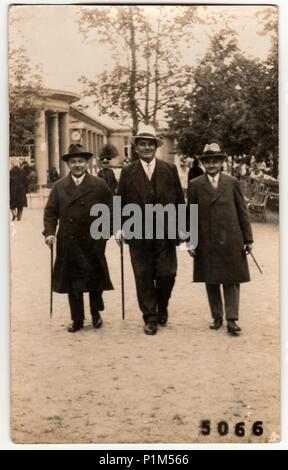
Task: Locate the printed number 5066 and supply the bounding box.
[200,420,263,437]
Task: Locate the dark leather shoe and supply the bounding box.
[227,320,241,335]
[209,318,223,330]
[92,313,103,329]
[144,323,158,335]
[68,322,83,333]
[158,311,168,326]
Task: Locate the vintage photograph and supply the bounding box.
[9,3,279,444]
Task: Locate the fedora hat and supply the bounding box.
[130,124,163,147]
[199,143,226,160]
[61,143,93,162]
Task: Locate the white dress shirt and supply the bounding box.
[207,172,220,188]
[140,157,156,180]
[72,173,86,186]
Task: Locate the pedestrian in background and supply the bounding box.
[10,165,28,221]
[187,157,204,187]
[98,158,118,194]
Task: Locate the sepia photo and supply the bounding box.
[8,2,280,445]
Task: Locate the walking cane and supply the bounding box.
[248,251,263,275]
[120,240,125,320]
[50,244,54,319]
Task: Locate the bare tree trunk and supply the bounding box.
[128,7,139,137]
[144,31,151,124]
[152,12,161,127]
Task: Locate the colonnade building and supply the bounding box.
[24,88,177,187]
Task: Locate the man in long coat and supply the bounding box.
[98,158,118,194]
[116,125,185,335]
[43,144,113,333]
[10,165,28,221]
[187,143,253,335]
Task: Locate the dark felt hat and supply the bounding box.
[61,144,92,162]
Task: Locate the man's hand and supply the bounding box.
[188,249,197,258]
[45,235,56,247]
[115,230,125,247]
[244,243,253,254]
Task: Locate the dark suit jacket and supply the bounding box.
[43,173,113,294]
[117,159,185,246]
[187,173,253,284]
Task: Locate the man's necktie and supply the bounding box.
[147,163,152,180]
[211,177,217,188]
[75,179,80,186]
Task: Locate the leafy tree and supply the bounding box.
[99,143,119,161]
[9,48,44,156]
[78,5,201,135]
[167,25,278,166]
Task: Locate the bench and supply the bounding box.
[247,192,269,222]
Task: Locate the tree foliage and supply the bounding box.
[167,23,278,165]
[78,5,201,134]
[99,143,119,160]
[9,48,44,155]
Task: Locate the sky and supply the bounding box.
[9,4,276,125]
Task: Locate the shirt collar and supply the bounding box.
[207,172,220,184]
[140,157,156,172]
[71,173,86,185]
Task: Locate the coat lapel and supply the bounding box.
[201,173,225,203]
[62,173,96,207]
[211,173,225,203]
[154,159,169,200]
[130,160,151,203]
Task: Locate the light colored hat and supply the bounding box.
[199,143,226,160]
[130,124,163,147]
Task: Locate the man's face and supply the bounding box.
[135,138,157,163]
[202,157,224,177]
[67,157,89,177]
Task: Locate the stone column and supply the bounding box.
[50,113,60,171]
[59,112,70,177]
[97,134,100,156]
[82,128,88,150]
[87,130,93,172]
[34,109,48,187]
[92,133,97,157]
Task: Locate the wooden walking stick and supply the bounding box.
[248,251,263,274]
[50,244,54,319]
[120,240,125,320]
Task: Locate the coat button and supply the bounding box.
[81,218,85,223]
[69,218,73,223]
[81,236,87,241]
[80,201,84,206]
[70,236,75,240]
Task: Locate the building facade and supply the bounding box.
[15,88,178,187]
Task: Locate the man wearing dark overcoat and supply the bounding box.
[43,144,113,333]
[187,143,253,335]
[116,125,185,335]
[98,158,118,194]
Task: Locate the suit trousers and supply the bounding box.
[129,240,177,324]
[205,284,240,321]
[68,291,104,324]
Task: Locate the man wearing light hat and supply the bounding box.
[116,124,185,335]
[43,143,113,333]
[187,143,253,335]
